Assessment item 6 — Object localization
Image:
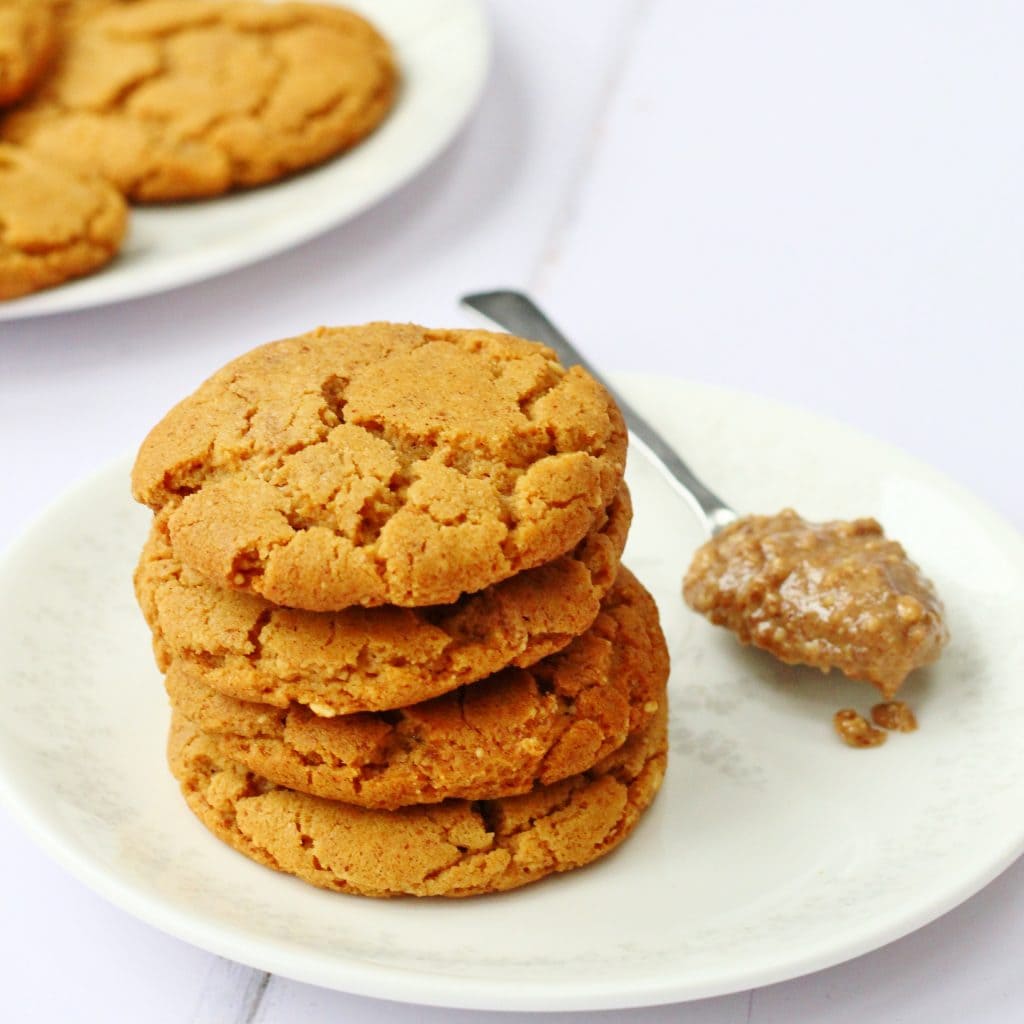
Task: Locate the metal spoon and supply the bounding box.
[461,289,738,535]
[463,290,951,699]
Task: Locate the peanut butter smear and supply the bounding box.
[683,510,949,696]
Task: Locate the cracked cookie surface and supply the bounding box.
[0,142,127,299]
[3,0,397,201]
[132,324,628,611]
[137,488,631,715]
[165,566,668,809]
[0,0,55,107]
[168,701,667,898]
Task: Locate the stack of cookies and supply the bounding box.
[131,323,669,898]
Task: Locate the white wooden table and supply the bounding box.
[1,2,1022,1020]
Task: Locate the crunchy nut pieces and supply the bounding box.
[871,700,918,733]
[833,708,887,748]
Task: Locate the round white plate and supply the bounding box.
[0,0,489,322]
[2,375,1023,1012]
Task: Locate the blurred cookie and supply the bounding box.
[4,0,397,200]
[0,143,127,299]
[51,0,152,18]
[132,324,628,611]
[165,566,668,808]
[137,488,631,715]
[53,0,158,15]
[0,0,56,106]
[168,701,667,898]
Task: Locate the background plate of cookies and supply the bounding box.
[0,0,489,319]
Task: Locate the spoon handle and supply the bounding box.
[461,290,738,534]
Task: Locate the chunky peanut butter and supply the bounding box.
[833,708,887,748]
[871,700,918,732]
[683,510,949,696]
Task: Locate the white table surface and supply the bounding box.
[1,1,1022,1020]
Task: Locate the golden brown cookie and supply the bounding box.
[52,0,158,15]
[165,566,668,809]
[0,0,55,107]
[168,702,667,899]
[51,0,155,19]
[3,0,397,201]
[137,487,631,715]
[0,142,127,299]
[132,324,628,612]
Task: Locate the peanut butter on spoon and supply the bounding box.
[459,293,950,702]
[683,510,949,696]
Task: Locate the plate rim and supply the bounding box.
[1,373,1023,1012]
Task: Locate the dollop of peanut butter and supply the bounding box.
[683,510,949,696]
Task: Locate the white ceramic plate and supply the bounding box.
[2,375,1023,1012]
[0,0,489,322]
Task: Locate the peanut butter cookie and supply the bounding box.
[4,0,397,201]
[0,143,127,299]
[168,702,667,898]
[165,566,668,809]
[0,0,55,107]
[52,0,156,16]
[132,324,628,611]
[51,0,158,19]
[137,488,630,715]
